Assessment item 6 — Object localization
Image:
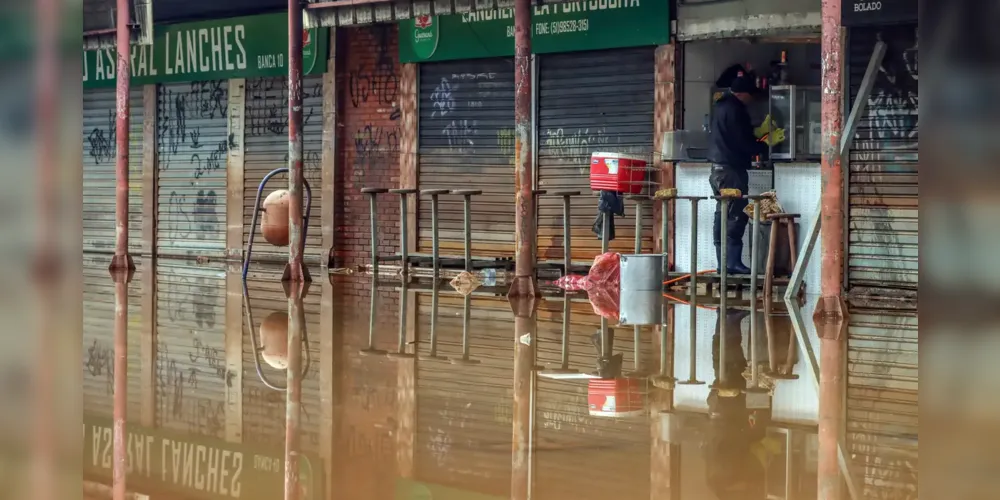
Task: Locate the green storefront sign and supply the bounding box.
[83,13,328,89]
[82,415,322,500]
[399,0,669,63]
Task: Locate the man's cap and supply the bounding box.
[729,74,758,94]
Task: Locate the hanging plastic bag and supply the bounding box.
[553,274,591,291]
[587,252,621,288]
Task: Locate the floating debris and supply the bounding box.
[450,271,482,295]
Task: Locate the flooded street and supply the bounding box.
[81,256,917,500]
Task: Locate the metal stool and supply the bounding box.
[360,275,387,356]
[361,187,389,276]
[549,190,579,276]
[764,213,801,302]
[452,189,483,272]
[386,278,415,359]
[541,294,579,376]
[451,294,480,366]
[420,189,450,275]
[626,194,648,254]
[676,195,708,386]
[389,188,419,275]
[419,279,450,363]
[654,189,677,276]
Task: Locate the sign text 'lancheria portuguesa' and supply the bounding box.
[399,0,669,63]
[82,12,328,89]
[82,415,322,500]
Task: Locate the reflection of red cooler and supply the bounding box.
[589,152,647,194]
[588,378,646,417]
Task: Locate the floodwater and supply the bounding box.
[81,255,917,500]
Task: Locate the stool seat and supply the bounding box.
[549,190,580,197]
[676,195,708,201]
[389,188,419,195]
[626,194,651,201]
[361,187,389,194]
[767,213,801,220]
[420,189,450,196]
[452,189,483,196]
[450,357,482,366]
[532,189,548,196]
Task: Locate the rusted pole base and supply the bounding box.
[507,276,540,301]
[108,254,136,274]
[812,295,849,341]
[284,276,308,500]
[281,262,312,283]
[83,481,144,500]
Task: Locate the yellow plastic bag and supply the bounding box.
[759,127,786,147]
[754,114,778,138]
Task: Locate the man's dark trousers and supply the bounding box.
[709,164,749,271]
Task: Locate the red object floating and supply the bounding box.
[261,189,290,247]
[260,311,288,370]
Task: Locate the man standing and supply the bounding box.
[707,74,767,274]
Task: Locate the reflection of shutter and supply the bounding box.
[847,308,918,500]
[415,294,512,496]
[534,301,650,498]
[243,76,326,266]
[242,269,322,454]
[156,81,229,260]
[847,25,918,293]
[537,48,655,261]
[418,58,515,257]
[154,260,228,439]
[82,88,143,254]
[82,254,143,418]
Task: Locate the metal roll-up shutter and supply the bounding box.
[533,300,651,499]
[418,58,516,258]
[244,76,326,267]
[847,307,918,500]
[82,254,143,418]
[847,25,918,294]
[83,87,144,254]
[537,47,656,262]
[154,259,228,439]
[242,269,322,454]
[415,294,513,496]
[156,80,229,260]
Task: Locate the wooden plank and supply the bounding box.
[140,84,158,427]
[321,29,337,267]
[225,78,246,443]
[320,276,337,498]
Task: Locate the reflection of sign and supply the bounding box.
[841,0,916,26]
[82,13,328,89]
[399,0,669,62]
[82,414,322,500]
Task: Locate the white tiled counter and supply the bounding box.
[674,162,822,294]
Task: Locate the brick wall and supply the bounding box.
[335,24,403,278]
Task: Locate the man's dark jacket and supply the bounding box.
[708,93,765,170]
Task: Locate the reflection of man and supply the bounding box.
[704,309,770,500]
[708,75,768,274]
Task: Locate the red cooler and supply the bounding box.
[589,152,647,194]
[588,378,646,417]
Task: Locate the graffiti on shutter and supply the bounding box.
[156,81,229,260]
[847,25,918,293]
[243,75,325,266]
[83,88,144,254]
[536,47,656,262]
[417,58,516,257]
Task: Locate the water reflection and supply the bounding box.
[81,259,916,500]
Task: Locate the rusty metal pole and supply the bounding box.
[509,0,538,299]
[817,1,848,499]
[284,0,308,283]
[109,0,134,273]
[510,296,538,500]
[284,282,308,500]
[111,270,132,500]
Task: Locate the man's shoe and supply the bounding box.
[727,262,752,275]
